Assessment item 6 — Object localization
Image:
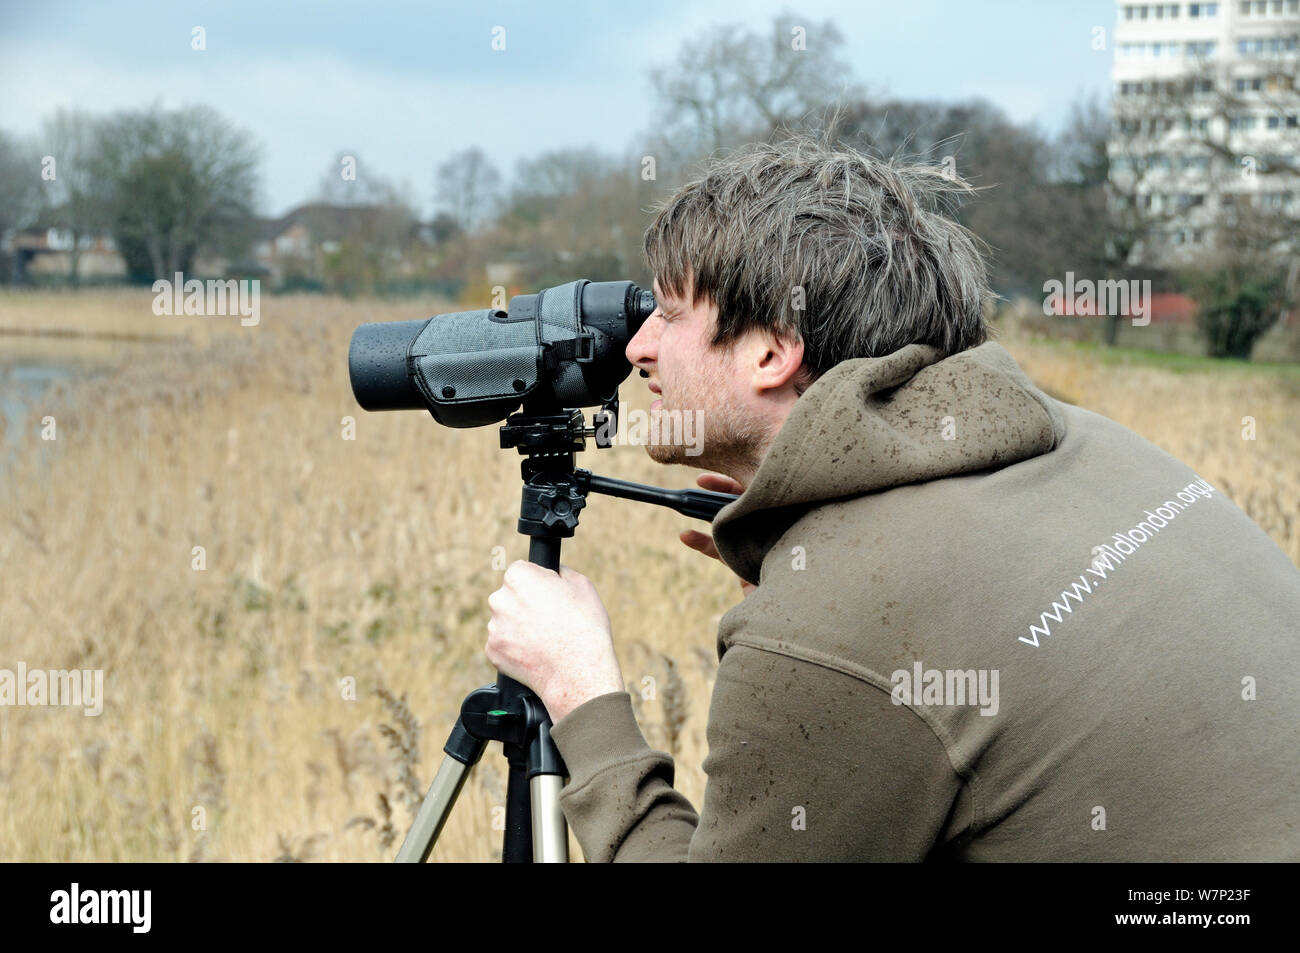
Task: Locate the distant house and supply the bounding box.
[2,199,447,287]
[484,256,527,288]
[3,227,125,283]
[253,202,423,287]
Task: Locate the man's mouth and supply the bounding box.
[648,382,661,395]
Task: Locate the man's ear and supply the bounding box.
[751,328,806,396]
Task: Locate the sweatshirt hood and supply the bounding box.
[711,340,1067,586]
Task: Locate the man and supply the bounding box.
[485,135,1300,861]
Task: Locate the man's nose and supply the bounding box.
[625,318,656,371]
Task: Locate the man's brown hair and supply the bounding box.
[643,131,993,393]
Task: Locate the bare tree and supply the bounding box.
[315,150,408,208]
[91,104,261,279]
[491,148,656,287]
[646,12,865,164]
[507,148,617,220]
[823,96,1076,300]
[435,147,502,234]
[0,129,42,274]
[1048,93,1176,345]
[38,108,108,284]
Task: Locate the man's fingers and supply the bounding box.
[680,529,721,561]
[696,473,744,495]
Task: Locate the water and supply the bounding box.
[0,362,77,475]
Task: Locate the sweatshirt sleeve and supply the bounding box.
[549,641,967,862]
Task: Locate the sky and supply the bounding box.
[0,0,1119,218]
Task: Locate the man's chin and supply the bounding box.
[644,442,686,466]
[643,439,725,471]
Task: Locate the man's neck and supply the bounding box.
[711,413,790,492]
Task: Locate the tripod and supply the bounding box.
[395,407,737,862]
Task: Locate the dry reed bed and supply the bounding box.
[0,292,1294,861]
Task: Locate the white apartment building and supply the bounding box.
[1110,0,1300,264]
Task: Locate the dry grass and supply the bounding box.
[0,291,1295,862]
[1003,329,1300,567]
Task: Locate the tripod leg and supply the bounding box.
[395,721,485,863]
[520,535,571,861]
[527,717,569,862]
[502,750,533,863]
[530,775,568,861]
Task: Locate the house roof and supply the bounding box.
[257,202,408,243]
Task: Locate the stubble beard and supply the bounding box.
[643,355,766,476]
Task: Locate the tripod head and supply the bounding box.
[501,404,739,541]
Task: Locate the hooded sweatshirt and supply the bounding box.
[548,340,1300,862]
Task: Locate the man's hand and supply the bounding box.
[485,560,624,724]
[679,473,758,598]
